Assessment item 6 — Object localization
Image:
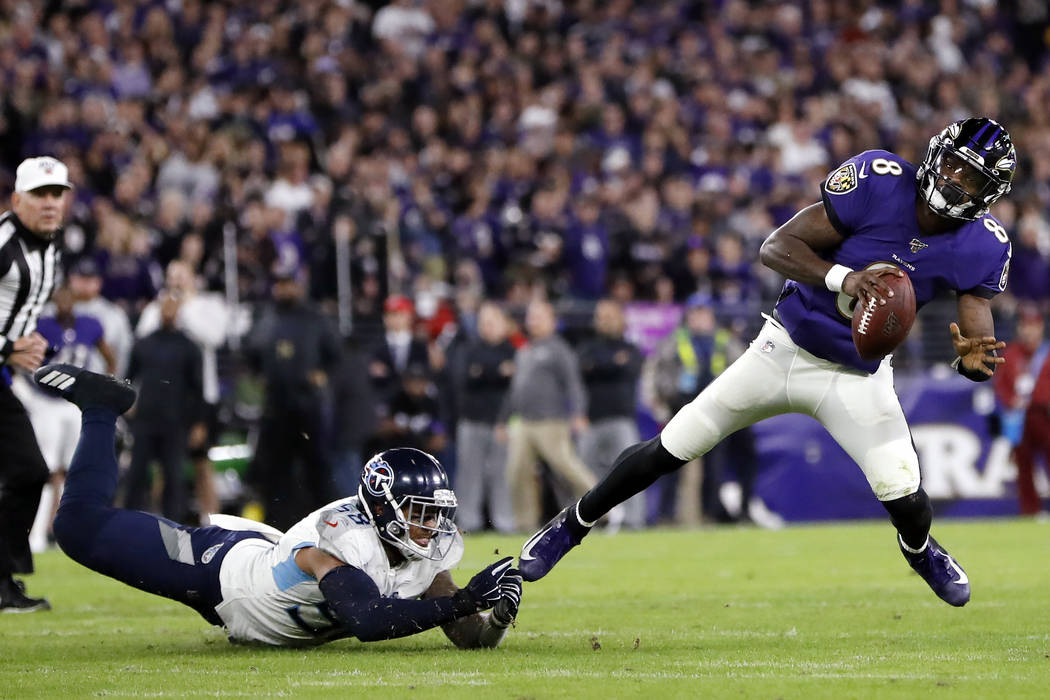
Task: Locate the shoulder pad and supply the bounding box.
[314,506,380,568]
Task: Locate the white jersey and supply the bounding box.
[215,496,464,646]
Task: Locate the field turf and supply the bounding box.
[4,519,1048,699]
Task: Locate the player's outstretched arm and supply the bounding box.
[759,202,900,304]
[949,294,1006,381]
[424,568,523,649]
[299,547,518,643]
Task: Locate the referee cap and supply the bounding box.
[15,156,72,193]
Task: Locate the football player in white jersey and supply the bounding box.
[35,363,523,648]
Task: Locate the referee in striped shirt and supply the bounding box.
[0,156,69,612]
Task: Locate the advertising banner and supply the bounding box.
[750,371,1041,521]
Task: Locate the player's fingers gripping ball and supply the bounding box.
[852,268,916,361]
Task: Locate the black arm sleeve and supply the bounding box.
[318,565,478,642]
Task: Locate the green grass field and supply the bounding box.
[4,519,1049,699]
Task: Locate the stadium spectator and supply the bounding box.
[367,294,430,407]
[0,156,71,613]
[365,362,446,458]
[504,299,596,531]
[994,306,1050,516]
[68,257,134,377]
[92,207,163,316]
[450,301,517,533]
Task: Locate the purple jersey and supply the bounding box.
[36,314,105,370]
[774,150,1011,373]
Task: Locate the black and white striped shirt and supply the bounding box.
[0,211,59,361]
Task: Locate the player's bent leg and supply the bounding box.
[33,364,137,415]
[813,365,968,606]
[55,499,261,624]
[519,434,714,582]
[520,328,792,582]
[881,488,969,607]
[584,339,791,526]
[51,389,264,624]
[881,489,932,550]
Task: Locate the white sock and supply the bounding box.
[574,502,597,528]
[899,533,929,554]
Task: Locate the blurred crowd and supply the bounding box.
[3,0,1050,530]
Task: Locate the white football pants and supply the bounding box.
[661,317,919,501]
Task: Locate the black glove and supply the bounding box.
[490,568,523,628]
[456,556,515,611]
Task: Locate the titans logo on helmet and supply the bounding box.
[363,460,394,496]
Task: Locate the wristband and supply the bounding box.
[951,355,993,382]
[824,264,853,293]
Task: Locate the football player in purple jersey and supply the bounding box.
[520,117,1017,608]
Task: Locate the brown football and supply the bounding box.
[851,269,916,362]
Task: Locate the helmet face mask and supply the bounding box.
[358,449,458,561]
[917,118,1015,221]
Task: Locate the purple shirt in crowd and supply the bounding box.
[36,314,104,369]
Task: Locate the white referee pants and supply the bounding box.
[661,318,919,502]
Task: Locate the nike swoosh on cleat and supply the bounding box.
[519,526,553,561]
[948,558,968,585]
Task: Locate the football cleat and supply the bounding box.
[518,504,591,582]
[899,534,970,607]
[33,364,136,415]
[0,577,51,613]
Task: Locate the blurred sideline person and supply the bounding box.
[451,302,516,533]
[367,295,429,409]
[0,156,71,612]
[34,363,523,647]
[329,341,376,498]
[994,306,1050,515]
[576,299,644,530]
[68,257,134,377]
[13,285,116,552]
[245,271,341,530]
[125,291,204,522]
[505,299,596,531]
[641,294,732,525]
[641,294,772,526]
[520,118,1017,609]
[365,362,446,457]
[136,261,228,522]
